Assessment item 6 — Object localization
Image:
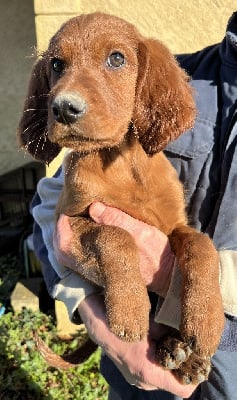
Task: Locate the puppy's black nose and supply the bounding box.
[52,93,87,124]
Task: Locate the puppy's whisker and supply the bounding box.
[22,128,47,153]
[65,152,76,175]
[26,130,47,146]
[22,117,47,134]
[32,130,49,157]
[23,108,48,113]
[26,93,49,100]
[22,113,47,125]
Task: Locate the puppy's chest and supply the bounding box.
[65,154,151,212]
[61,151,185,232]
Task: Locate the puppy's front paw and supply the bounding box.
[111,315,148,342]
[106,290,150,342]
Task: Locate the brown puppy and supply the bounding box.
[18,12,224,384]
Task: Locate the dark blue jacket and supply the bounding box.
[166,12,237,252]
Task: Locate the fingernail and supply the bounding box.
[89,202,106,221]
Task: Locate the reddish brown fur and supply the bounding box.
[18,13,224,384]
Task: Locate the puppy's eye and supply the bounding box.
[51,58,65,73]
[107,52,125,69]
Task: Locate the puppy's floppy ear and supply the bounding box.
[133,39,196,155]
[17,57,61,164]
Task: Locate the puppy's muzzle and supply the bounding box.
[52,93,87,124]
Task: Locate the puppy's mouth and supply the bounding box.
[49,128,121,151]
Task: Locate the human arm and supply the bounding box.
[78,292,196,397]
[54,202,197,396]
[31,168,99,319]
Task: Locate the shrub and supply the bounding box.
[0,308,108,399]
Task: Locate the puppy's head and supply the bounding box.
[18,12,196,163]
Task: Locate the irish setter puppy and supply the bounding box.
[18,12,224,384]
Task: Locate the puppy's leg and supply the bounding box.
[69,216,150,341]
[156,225,224,384]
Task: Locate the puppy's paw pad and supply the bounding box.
[156,336,192,369]
[175,353,211,385]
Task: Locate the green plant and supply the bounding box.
[0,308,108,399]
[0,254,22,310]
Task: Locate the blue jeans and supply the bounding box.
[104,349,237,400]
[103,315,237,399]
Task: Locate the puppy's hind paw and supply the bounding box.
[156,336,192,370]
[156,335,212,384]
[174,352,212,385]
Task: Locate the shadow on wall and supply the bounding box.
[0,0,37,176]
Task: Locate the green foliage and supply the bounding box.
[0,254,22,309]
[0,308,108,399]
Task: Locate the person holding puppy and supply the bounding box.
[32,12,237,400]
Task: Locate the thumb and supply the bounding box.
[89,202,140,234]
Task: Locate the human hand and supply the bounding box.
[78,293,197,396]
[54,202,175,296]
[90,202,175,295]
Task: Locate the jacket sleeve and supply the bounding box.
[31,167,98,321]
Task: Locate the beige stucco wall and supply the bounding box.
[34,0,234,54]
[0,0,36,176]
